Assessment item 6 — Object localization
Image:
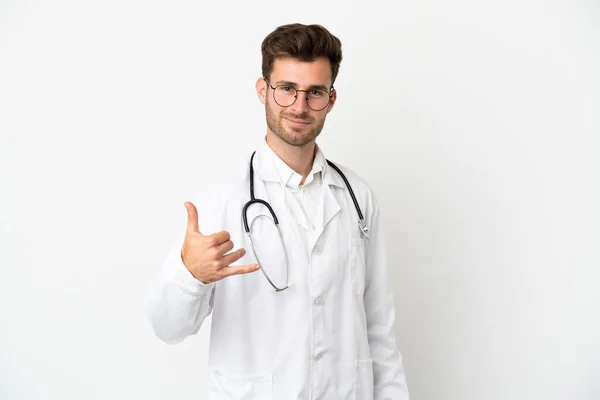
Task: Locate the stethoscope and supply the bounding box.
[242,151,369,292]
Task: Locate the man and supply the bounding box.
[146,23,409,400]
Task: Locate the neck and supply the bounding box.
[266,132,316,183]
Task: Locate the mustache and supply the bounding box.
[282,112,313,122]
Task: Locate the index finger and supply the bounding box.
[208,230,231,246]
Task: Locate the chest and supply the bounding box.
[222,179,367,297]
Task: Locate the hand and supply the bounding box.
[181,201,260,284]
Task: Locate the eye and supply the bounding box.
[310,90,324,97]
[280,86,293,92]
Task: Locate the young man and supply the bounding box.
[146,23,409,400]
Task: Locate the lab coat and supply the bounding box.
[145,144,409,400]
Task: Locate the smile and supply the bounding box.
[284,117,311,126]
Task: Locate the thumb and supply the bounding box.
[184,201,202,235]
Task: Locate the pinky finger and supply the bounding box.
[221,264,261,278]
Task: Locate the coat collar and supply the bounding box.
[252,140,346,190]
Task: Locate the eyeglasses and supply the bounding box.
[264,77,334,111]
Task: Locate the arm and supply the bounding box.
[364,204,410,399]
[144,232,215,344]
[145,189,258,344]
[145,190,221,345]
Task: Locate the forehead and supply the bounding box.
[270,57,332,87]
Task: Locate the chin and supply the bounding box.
[290,134,318,147]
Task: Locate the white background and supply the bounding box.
[1,0,599,399]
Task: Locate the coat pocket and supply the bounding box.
[209,368,272,400]
[353,359,374,400]
[350,237,366,295]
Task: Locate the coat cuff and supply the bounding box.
[169,251,214,296]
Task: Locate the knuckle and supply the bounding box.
[216,269,229,280]
[208,247,220,259]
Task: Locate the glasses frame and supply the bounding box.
[263,77,334,111]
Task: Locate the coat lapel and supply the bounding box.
[310,159,346,250]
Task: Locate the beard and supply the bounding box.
[265,96,326,147]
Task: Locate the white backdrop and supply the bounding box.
[1,0,599,399]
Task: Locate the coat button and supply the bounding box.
[315,352,323,360]
[314,296,324,306]
[314,245,323,254]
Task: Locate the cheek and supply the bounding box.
[266,97,280,115]
[266,102,284,123]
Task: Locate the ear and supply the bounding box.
[325,88,337,114]
[256,77,267,105]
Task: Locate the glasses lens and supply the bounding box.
[306,90,330,111]
[274,86,297,107]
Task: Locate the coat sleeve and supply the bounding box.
[364,203,410,399]
[144,190,221,345]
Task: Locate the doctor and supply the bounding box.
[145,23,409,400]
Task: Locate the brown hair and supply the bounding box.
[261,23,343,87]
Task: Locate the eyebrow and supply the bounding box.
[273,80,330,91]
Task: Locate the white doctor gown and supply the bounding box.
[145,143,409,400]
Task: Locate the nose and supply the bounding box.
[290,91,311,113]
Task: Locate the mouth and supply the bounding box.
[284,117,311,127]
